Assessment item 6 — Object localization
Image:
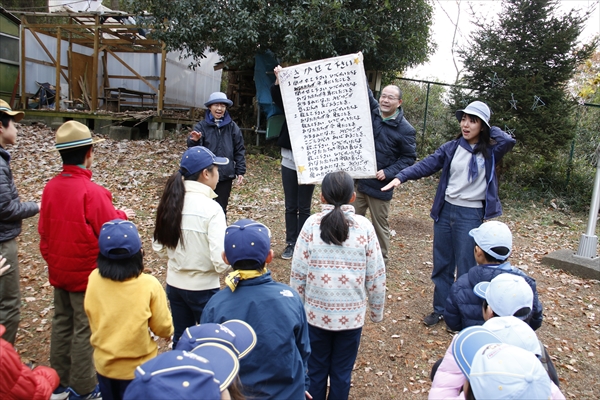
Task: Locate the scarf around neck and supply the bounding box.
[225,268,268,292]
[458,137,480,182]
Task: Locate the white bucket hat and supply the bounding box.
[456,101,491,128]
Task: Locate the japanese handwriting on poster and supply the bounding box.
[278,53,376,184]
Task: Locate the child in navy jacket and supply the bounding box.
[444,221,543,332]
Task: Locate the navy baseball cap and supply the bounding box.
[224,219,271,266]
[176,320,257,359]
[180,146,228,178]
[98,219,142,260]
[123,345,238,400]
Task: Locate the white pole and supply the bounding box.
[575,144,600,259]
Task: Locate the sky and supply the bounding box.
[404,0,600,84]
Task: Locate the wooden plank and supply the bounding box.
[158,43,167,115]
[108,75,161,80]
[55,27,61,111]
[20,16,26,109]
[91,16,99,111]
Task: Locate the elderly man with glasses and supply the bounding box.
[353,85,417,263]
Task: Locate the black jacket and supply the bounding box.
[0,147,38,242]
[187,111,246,181]
[270,84,291,149]
[356,89,417,201]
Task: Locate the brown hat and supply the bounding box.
[0,99,24,122]
[54,120,105,151]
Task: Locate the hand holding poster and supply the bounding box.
[278,53,376,184]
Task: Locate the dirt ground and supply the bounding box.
[8,123,600,399]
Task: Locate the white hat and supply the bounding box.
[456,101,491,128]
[470,343,552,399]
[474,274,533,319]
[204,92,233,107]
[469,221,512,260]
[483,316,542,356]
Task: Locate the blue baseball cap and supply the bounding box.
[453,326,503,378]
[176,320,257,359]
[224,219,271,266]
[123,346,238,400]
[180,147,228,178]
[98,219,142,260]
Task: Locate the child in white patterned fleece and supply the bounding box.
[290,170,386,400]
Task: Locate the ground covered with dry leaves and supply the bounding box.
[8,123,600,399]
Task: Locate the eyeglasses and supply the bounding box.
[380,94,398,101]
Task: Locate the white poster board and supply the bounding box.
[279,53,376,184]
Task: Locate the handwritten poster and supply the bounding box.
[278,53,376,184]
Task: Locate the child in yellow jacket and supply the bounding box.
[84,219,173,400]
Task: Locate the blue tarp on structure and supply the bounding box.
[254,51,283,119]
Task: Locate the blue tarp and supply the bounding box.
[254,51,283,119]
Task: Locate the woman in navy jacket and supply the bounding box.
[382,101,515,326]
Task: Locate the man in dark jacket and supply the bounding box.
[354,86,416,262]
[0,101,39,344]
[444,221,543,332]
[188,92,246,215]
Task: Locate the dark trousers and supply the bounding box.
[214,178,233,215]
[308,325,362,400]
[0,239,20,344]
[51,288,97,395]
[97,373,131,400]
[167,285,218,348]
[282,166,315,244]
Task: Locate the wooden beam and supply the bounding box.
[91,16,99,111]
[105,48,158,93]
[20,16,27,109]
[55,27,61,111]
[24,57,67,69]
[108,75,161,80]
[159,42,167,115]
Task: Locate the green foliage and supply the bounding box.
[454,0,598,158]
[391,79,455,157]
[572,51,600,103]
[500,148,596,212]
[131,0,434,71]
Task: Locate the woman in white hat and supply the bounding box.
[187,92,246,216]
[382,101,516,327]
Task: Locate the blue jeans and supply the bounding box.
[166,285,218,348]
[308,325,362,400]
[282,166,315,245]
[97,373,131,400]
[432,202,483,315]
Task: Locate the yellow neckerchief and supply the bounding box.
[225,268,268,292]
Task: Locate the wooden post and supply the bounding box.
[20,16,27,110]
[55,27,61,111]
[158,42,167,115]
[91,15,99,111]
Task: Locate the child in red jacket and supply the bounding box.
[38,121,134,400]
[0,256,59,400]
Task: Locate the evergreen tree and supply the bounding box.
[455,0,597,157]
[131,0,434,72]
